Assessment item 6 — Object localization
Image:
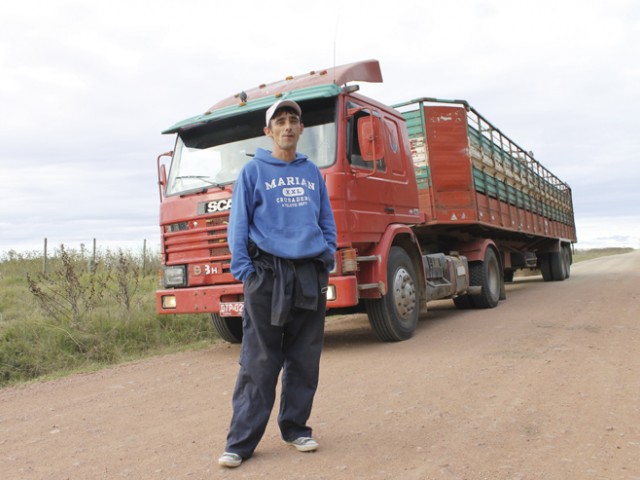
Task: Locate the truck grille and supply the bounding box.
[164,211,231,270]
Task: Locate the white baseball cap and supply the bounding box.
[265,99,302,127]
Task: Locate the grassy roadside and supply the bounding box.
[1,246,635,387]
[0,248,217,387]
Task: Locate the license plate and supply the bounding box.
[219,302,244,317]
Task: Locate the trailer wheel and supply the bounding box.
[210,314,243,343]
[562,245,572,279]
[549,251,567,281]
[469,247,501,308]
[503,269,515,283]
[365,246,419,342]
[540,254,553,282]
[453,294,475,309]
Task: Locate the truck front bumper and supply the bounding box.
[156,275,359,315]
[156,284,245,314]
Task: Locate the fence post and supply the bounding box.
[92,238,97,272]
[43,237,48,274]
[142,239,147,273]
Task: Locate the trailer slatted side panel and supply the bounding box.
[399,101,576,242]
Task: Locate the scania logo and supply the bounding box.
[205,199,232,213]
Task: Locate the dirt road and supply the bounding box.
[1,252,639,480]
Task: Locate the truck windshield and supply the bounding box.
[166,122,337,196]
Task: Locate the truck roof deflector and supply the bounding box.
[206,59,383,112]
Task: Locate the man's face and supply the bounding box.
[264,108,304,152]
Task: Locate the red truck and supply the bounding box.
[155,59,576,343]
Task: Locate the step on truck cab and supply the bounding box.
[156,59,577,343]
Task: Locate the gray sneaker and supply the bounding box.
[218,452,242,468]
[284,437,319,452]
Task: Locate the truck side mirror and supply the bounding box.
[357,115,384,162]
[160,163,167,187]
[157,151,173,202]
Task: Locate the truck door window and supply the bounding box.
[348,108,386,172]
[384,118,405,175]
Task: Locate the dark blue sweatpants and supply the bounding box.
[224,265,326,459]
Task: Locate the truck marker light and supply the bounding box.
[341,248,358,273]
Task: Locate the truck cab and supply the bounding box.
[156,60,426,342]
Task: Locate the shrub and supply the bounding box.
[0,245,217,386]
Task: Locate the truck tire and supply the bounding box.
[540,251,568,282]
[210,314,243,343]
[503,269,515,283]
[540,253,553,281]
[453,294,475,309]
[469,247,501,308]
[365,246,419,342]
[549,251,567,281]
[562,245,572,279]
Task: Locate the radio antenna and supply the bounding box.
[333,8,341,84]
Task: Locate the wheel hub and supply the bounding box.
[393,267,416,320]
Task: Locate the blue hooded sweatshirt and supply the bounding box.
[228,147,337,282]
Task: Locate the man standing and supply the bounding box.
[218,99,337,468]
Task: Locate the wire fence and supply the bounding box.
[2,238,160,275]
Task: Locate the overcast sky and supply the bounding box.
[1,0,638,255]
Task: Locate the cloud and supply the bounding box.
[1,0,639,254]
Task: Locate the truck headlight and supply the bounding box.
[163,265,186,287]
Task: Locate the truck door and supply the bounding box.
[346,101,418,244]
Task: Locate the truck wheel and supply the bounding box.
[549,251,567,281]
[365,246,419,342]
[562,245,572,279]
[469,248,501,308]
[540,253,553,282]
[503,269,515,283]
[453,294,475,309]
[210,314,243,343]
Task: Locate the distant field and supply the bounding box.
[573,247,635,263]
